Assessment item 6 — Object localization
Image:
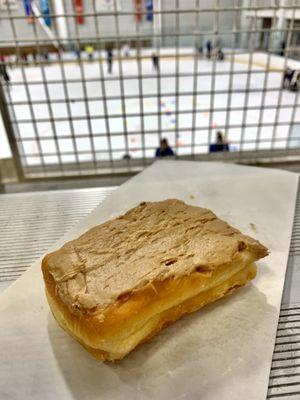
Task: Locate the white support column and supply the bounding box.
[274,0,287,51]
[238,0,250,49]
[52,0,69,44]
[153,0,162,48]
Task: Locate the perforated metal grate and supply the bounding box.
[0,187,116,290]
[268,305,300,398]
[289,188,300,255]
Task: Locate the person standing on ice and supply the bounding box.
[0,55,10,86]
[280,41,286,57]
[85,45,94,61]
[106,48,113,74]
[282,67,296,90]
[216,36,222,50]
[152,52,159,71]
[215,36,224,60]
[206,40,212,59]
[216,48,224,61]
[43,49,49,61]
[122,43,130,57]
[196,43,203,56]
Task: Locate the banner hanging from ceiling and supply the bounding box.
[145,0,153,22]
[40,0,51,27]
[134,0,142,23]
[23,0,33,23]
[74,0,84,24]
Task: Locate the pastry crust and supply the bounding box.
[42,199,268,361]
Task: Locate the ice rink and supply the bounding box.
[1,50,300,164]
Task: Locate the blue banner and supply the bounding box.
[145,0,153,22]
[23,0,32,17]
[40,0,51,27]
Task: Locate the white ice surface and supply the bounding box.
[1,51,300,162]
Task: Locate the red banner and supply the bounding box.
[134,0,142,23]
[74,0,84,24]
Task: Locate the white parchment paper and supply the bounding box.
[0,161,298,400]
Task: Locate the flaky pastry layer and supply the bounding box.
[42,200,268,360]
[45,263,257,360]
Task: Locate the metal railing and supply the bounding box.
[0,0,300,180]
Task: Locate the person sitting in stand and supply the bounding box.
[155,138,174,157]
[209,131,229,152]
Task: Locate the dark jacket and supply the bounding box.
[155,146,174,157]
